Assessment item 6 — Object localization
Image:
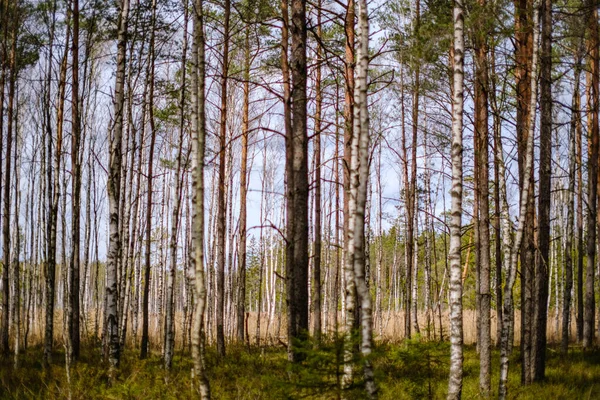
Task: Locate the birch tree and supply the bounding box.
[498,2,541,397]
[447,0,464,397]
[191,0,211,395]
[106,0,129,371]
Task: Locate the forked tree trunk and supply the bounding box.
[498,2,540,398]
[44,1,67,366]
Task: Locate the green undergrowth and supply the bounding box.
[1,338,599,399]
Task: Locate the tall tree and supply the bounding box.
[514,0,536,384]
[69,0,82,361]
[1,0,18,357]
[473,0,491,394]
[140,0,158,360]
[106,0,130,371]
[312,0,323,343]
[563,42,583,353]
[498,2,541,397]
[191,0,211,395]
[533,0,552,380]
[0,0,7,357]
[408,0,420,337]
[165,0,189,370]
[350,0,376,394]
[583,0,598,351]
[236,17,251,344]
[286,0,309,363]
[447,0,464,397]
[43,0,59,366]
[216,0,231,359]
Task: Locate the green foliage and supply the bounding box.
[3,342,600,399]
[377,336,448,399]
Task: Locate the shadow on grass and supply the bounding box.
[1,339,599,399]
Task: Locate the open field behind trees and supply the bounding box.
[3,0,600,398]
[22,310,591,350]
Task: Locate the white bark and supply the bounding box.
[343,0,376,396]
[106,0,129,373]
[498,2,541,398]
[191,0,210,396]
[447,0,465,398]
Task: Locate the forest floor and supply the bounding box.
[1,338,599,399]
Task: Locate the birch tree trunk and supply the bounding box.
[498,3,540,398]
[106,0,129,371]
[191,0,211,395]
[164,0,189,370]
[44,1,66,365]
[447,0,465,397]
[352,0,376,394]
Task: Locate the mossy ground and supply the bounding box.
[1,339,599,399]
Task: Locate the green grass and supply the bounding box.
[1,340,599,399]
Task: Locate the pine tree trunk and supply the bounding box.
[216,0,231,358]
[313,1,323,342]
[286,0,309,363]
[69,0,82,361]
[237,24,250,344]
[43,1,63,365]
[0,0,7,358]
[583,0,598,351]
[533,0,552,379]
[1,3,18,357]
[563,53,580,350]
[140,0,158,359]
